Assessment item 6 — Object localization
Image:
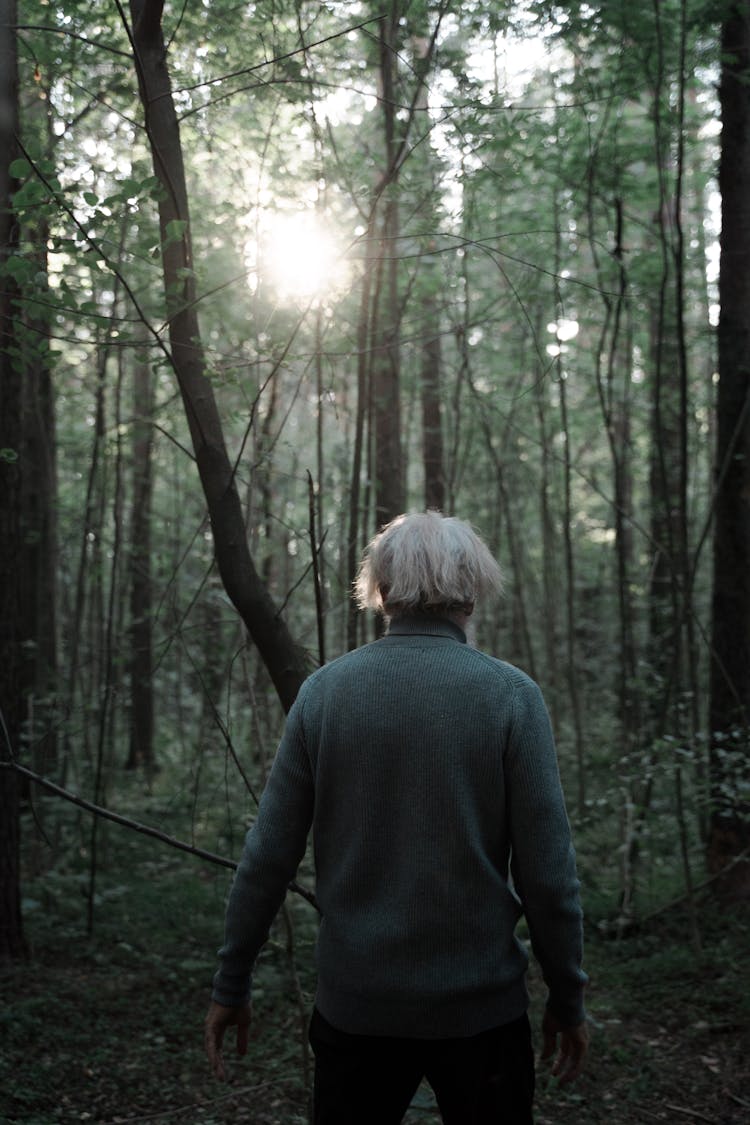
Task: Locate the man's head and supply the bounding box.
[355,511,503,620]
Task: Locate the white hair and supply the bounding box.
[355,511,503,617]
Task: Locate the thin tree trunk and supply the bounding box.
[314,307,327,658]
[532,305,559,717]
[126,0,308,712]
[87,334,127,936]
[647,0,690,738]
[593,199,638,744]
[127,345,154,771]
[647,225,683,724]
[553,194,585,815]
[346,215,375,651]
[372,6,404,528]
[411,33,445,513]
[421,279,445,512]
[447,218,472,511]
[62,328,109,785]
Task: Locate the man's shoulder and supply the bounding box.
[299,640,382,689]
[465,647,540,692]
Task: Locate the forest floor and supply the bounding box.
[1,822,749,1125]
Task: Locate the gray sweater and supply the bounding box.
[212,616,587,1037]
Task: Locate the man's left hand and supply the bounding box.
[205,999,252,1081]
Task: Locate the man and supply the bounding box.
[205,511,588,1124]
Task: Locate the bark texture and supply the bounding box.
[0,0,27,961]
[709,0,750,897]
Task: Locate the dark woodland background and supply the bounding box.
[1,0,749,1122]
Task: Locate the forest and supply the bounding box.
[1,0,749,1121]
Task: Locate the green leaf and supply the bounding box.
[0,448,19,463]
[3,255,35,283]
[164,218,188,245]
[12,180,48,208]
[149,181,168,202]
[9,157,32,178]
[83,191,99,206]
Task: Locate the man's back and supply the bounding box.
[295,617,584,1038]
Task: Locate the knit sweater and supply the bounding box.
[211,616,587,1037]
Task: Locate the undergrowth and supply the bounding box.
[1,786,748,1125]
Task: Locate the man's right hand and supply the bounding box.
[540,1008,589,1085]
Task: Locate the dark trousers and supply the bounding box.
[309,1008,535,1125]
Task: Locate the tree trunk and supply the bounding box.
[346,213,375,651]
[19,77,57,779]
[0,0,27,961]
[411,33,445,513]
[20,254,58,776]
[647,204,684,730]
[421,292,445,512]
[127,0,308,712]
[647,3,691,739]
[372,6,404,528]
[127,348,154,770]
[708,0,750,898]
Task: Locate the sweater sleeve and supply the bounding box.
[211,690,314,1007]
[506,677,587,1026]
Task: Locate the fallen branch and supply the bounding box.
[597,847,750,937]
[640,848,750,923]
[2,760,318,911]
[102,1079,280,1123]
[664,1104,715,1124]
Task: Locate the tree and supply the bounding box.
[0,0,27,961]
[708,0,750,898]
[126,347,154,771]
[126,0,310,712]
[18,69,58,779]
[371,4,405,529]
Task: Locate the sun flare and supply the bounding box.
[261,212,348,302]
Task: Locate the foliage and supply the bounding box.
[2,788,748,1122]
[4,0,743,1002]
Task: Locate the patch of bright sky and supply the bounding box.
[428,8,565,219]
[706,189,721,326]
[546,318,579,357]
[465,8,562,100]
[549,319,579,342]
[698,65,721,324]
[317,73,374,128]
[242,204,350,303]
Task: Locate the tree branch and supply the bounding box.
[2,761,318,911]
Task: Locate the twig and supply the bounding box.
[180,639,260,805]
[2,760,318,911]
[103,1079,279,1123]
[640,847,750,922]
[664,1105,715,1124]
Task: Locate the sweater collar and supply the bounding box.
[385,615,467,644]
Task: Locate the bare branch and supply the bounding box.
[3,761,318,911]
